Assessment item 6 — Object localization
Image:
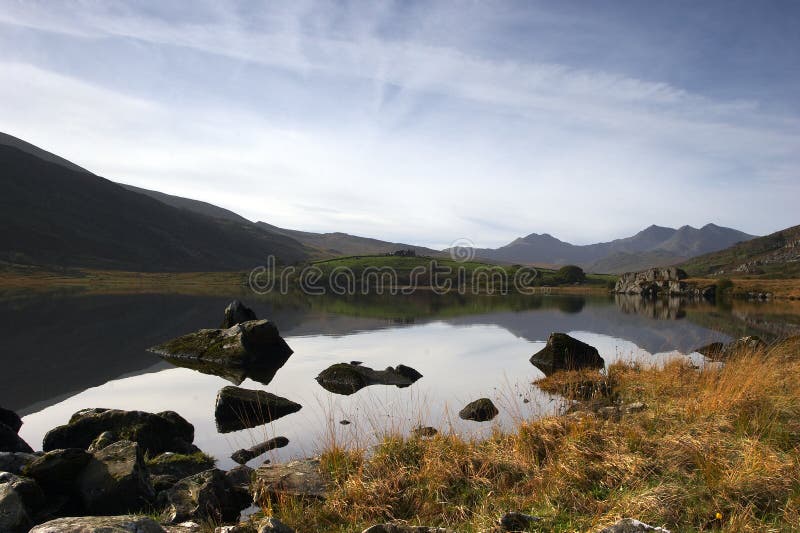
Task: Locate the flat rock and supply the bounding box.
[78,440,155,514]
[43,408,195,455]
[362,525,453,533]
[0,422,33,453]
[459,398,499,422]
[315,362,423,395]
[0,406,22,434]
[161,468,245,524]
[29,515,166,532]
[252,458,331,503]
[215,387,301,433]
[231,436,289,465]
[530,333,604,375]
[596,518,671,532]
[149,319,293,369]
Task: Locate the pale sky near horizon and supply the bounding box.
[0,1,798,248]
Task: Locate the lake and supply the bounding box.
[2,290,799,471]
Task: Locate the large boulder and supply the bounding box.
[146,451,216,492]
[149,320,293,369]
[0,451,37,475]
[29,515,166,532]
[43,408,195,455]
[458,398,499,422]
[214,387,301,433]
[0,407,22,434]
[24,448,92,493]
[221,300,258,328]
[0,472,45,533]
[530,333,604,375]
[613,267,688,296]
[315,362,423,395]
[161,468,245,524]
[252,458,331,503]
[0,422,33,453]
[77,440,155,514]
[231,436,289,465]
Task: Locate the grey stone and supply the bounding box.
[596,518,671,532]
[252,458,331,503]
[458,398,499,422]
[530,333,604,375]
[221,300,258,328]
[231,436,289,464]
[29,515,166,532]
[215,386,301,433]
[78,440,155,514]
[161,468,244,524]
[0,422,33,453]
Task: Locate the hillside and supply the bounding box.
[680,224,800,278]
[471,224,755,273]
[0,144,308,271]
[119,183,250,224]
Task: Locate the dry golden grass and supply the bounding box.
[260,339,800,532]
[689,277,800,299]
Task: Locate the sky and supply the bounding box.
[0,1,798,248]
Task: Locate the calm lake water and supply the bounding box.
[2,290,800,471]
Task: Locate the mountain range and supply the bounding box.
[0,132,760,273]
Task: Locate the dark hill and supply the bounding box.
[0,144,308,271]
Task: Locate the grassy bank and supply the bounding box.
[689,277,800,300]
[260,339,800,532]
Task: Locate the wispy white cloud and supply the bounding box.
[0,1,797,246]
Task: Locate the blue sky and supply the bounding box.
[0,1,798,248]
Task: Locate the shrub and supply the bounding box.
[554,265,586,284]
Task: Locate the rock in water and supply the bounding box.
[613,267,688,297]
[695,335,767,360]
[231,436,289,465]
[252,459,331,503]
[530,333,605,375]
[315,362,423,395]
[221,300,258,328]
[0,406,22,434]
[458,398,499,422]
[43,408,195,455]
[161,468,245,524]
[29,515,166,532]
[150,319,293,369]
[0,423,33,453]
[215,387,302,433]
[78,440,155,514]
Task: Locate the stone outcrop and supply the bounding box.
[149,320,293,369]
[43,408,195,456]
[252,459,331,503]
[214,387,302,433]
[613,267,714,299]
[29,515,167,532]
[530,333,605,375]
[315,362,423,395]
[458,398,499,422]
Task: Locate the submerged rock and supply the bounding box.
[315,362,423,395]
[43,408,195,456]
[215,387,302,433]
[458,398,499,422]
[29,515,166,532]
[0,406,22,434]
[77,440,155,514]
[530,333,605,375]
[0,423,33,453]
[252,458,331,503]
[695,335,767,360]
[221,300,258,329]
[149,320,293,369]
[161,468,245,524]
[231,436,289,465]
